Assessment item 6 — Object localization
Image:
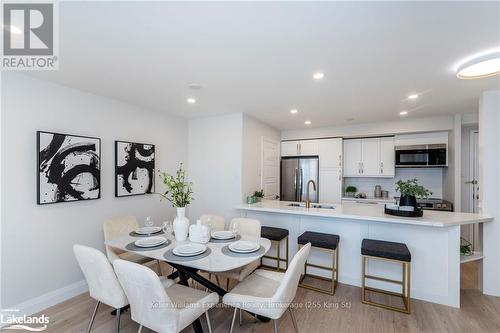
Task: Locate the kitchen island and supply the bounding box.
[237,200,493,308]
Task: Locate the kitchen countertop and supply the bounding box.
[236,200,493,228]
[341,196,396,204]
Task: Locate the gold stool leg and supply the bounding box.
[361,255,366,303]
[276,240,281,271]
[285,236,289,270]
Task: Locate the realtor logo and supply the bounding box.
[1,2,58,70]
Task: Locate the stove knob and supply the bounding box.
[436,204,441,208]
[442,204,447,209]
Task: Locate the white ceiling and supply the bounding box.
[30,1,500,130]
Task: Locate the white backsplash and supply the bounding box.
[344,168,443,199]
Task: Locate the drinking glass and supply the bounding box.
[144,216,154,227]
[162,221,173,236]
[230,220,239,236]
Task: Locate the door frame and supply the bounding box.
[261,136,280,200]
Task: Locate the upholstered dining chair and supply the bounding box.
[223,242,311,333]
[73,245,175,333]
[212,218,261,290]
[103,216,163,274]
[114,259,218,333]
[199,214,226,232]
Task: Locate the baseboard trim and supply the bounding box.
[8,280,88,318]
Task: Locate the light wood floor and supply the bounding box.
[16,261,500,333]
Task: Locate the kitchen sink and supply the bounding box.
[287,203,336,209]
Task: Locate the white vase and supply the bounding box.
[173,207,189,241]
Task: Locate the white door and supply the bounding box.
[318,138,342,169]
[262,137,280,199]
[361,138,381,176]
[379,137,395,177]
[299,140,319,155]
[281,141,299,156]
[343,139,362,176]
[319,168,342,203]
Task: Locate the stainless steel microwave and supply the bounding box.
[395,144,447,167]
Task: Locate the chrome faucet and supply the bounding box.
[305,180,317,208]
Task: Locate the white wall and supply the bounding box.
[242,114,281,199]
[479,90,500,297]
[281,115,454,140]
[187,113,243,223]
[0,73,188,311]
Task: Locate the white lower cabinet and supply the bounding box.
[319,168,342,203]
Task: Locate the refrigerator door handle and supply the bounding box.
[294,168,299,201]
[299,168,304,202]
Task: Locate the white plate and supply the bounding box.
[135,226,162,235]
[173,243,207,257]
[211,230,235,240]
[229,241,260,253]
[134,236,167,248]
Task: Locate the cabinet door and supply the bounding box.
[361,138,380,176]
[343,139,362,176]
[281,141,299,156]
[318,138,342,169]
[299,140,319,155]
[380,137,395,177]
[319,168,342,203]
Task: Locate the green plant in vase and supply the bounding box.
[158,163,193,241]
[345,186,357,197]
[395,178,430,208]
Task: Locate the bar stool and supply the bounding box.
[260,226,289,271]
[298,231,339,295]
[361,238,411,314]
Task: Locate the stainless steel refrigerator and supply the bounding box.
[280,156,319,202]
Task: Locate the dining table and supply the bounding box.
[105,231,272,333]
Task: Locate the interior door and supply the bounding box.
[361,138,381,176]
[280,158,299,201]
[261,137,279,199]
[299,157,319,203]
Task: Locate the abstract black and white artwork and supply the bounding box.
[37,131,101,204]
[115,141,155,197]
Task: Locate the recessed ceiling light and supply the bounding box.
[313,72,324,80]
[304,120,312,125]
[407,94,419,100]
[187,98,196,104]
[456,51,500,79]
[399,111,408,116]
[290,109,298,114]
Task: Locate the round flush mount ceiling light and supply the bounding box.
[456,50,500,79]
[290,109,298,114]
[313,72,324,80]
[399,111,408,116]
[304,120,312,125]
[186,97,196,104]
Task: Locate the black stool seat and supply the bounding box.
[298,231,339,250]
[361,239,411,262]
[261,226,289,241]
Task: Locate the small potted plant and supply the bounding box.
[253,189,264,202]
[395,178,430,209]
[158,163,194,241]
[345,186,357,197]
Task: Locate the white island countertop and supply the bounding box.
[237,200,493,228]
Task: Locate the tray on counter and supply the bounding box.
[384,204,423,218]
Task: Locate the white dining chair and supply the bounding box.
[114,259,218,333]
[213,218,261,289]
[73,245,175,333]
[103,216,163,274]
[223,242,311,333]
[199,214,226,232]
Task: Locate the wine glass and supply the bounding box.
[230,220,239,237]
[144,216,154,227]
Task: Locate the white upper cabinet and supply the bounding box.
[343,139,362,176]
[280,140,319,156]
[361,138,380,175]
[343,137,395,177]
[380,137,395,176]
[318,138,342,169]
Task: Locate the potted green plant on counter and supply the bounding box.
[395,178,430,209]
[345,186,357,197]
[158,163,193,241]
